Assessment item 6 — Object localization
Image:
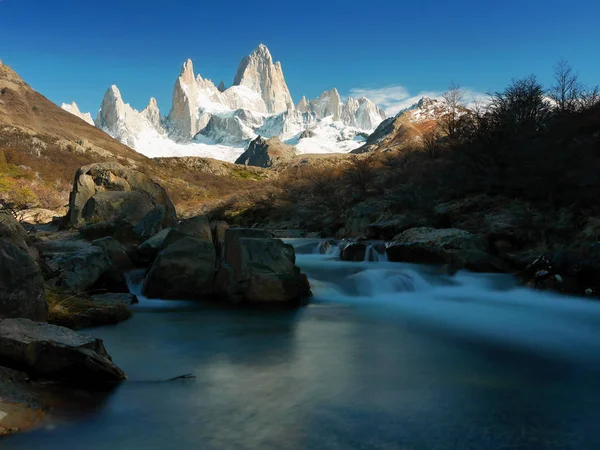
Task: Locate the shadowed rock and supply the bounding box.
[0,238,48,321]
[0,318,126,387]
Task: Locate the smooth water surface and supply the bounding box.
[5,240,600,449]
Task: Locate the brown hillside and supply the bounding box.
[0,61,264,216]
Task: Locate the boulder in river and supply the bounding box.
[340,241,367,261]
[142,236,217,300]
[0,318,126,387]
[217,228,311,305]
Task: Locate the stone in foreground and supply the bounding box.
[217,228,311,305]
[142,236,217,300]
[0,318,125,387]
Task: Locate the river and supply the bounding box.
[5,239,600,449]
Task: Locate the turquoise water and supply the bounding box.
[5,242,600,449]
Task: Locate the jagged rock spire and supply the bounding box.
[233,44,294,114]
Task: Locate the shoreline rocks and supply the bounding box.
[0,318,126,388]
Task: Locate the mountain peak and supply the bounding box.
[180,59,195,84]
[253,44,272,61]
[233,45,294,114]
[108,85,122,100]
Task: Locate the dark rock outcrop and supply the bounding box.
[178,215,212,241]
[0,212,29,250]
[39,233,131,294]
[521,247,600,297]
[142,236,217,300]
[235,136,296,168]
[385,227,509,273]
[340,241,367,262]
[0,238,48,321]
[216,228,311,305]
[0,318,125,387]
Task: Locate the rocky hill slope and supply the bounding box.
[0,61,266,217]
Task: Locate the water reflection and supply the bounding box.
[5,243,600,449]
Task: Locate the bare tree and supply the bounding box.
[440,82,465,140]
[579,85,600,110]
[549,59,581,113]
[488,75,550,133]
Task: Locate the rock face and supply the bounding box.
[96,85,164,148]
[61,101,95,126]
[217,228,311,304]
[168,59,203,139]
[0,238,48,321]
[235,136,296,168]
[0,212,29,250]
[39,233,131,294]
[342,97,387,130]
[310,88,343,121]
[0,318,125,387]
[142,97,162,131]
[178,215,213,241]
[142,236,217,300]
[67,162,177,228]
[233,44,294,114]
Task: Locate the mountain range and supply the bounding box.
[61,44,388,162]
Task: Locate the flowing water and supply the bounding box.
[5,239,600,449]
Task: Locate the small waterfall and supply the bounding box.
[124,269,194,308]
[364,244,388,262]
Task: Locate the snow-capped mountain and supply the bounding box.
[62,44,388,162]
[60,101,95,126]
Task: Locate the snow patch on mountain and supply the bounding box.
[68,44,389,162]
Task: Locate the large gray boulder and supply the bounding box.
[142,236,217,300]
[178,215,212,241]
[0,318,125,387]
[81,191,155,225]
[217,228,311,305]
[67,162,177,228]
[0,212,28,250]
[0,238,48,321]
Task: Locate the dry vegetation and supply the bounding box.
[207,63,600,253]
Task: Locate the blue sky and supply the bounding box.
[1,0,599,116]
